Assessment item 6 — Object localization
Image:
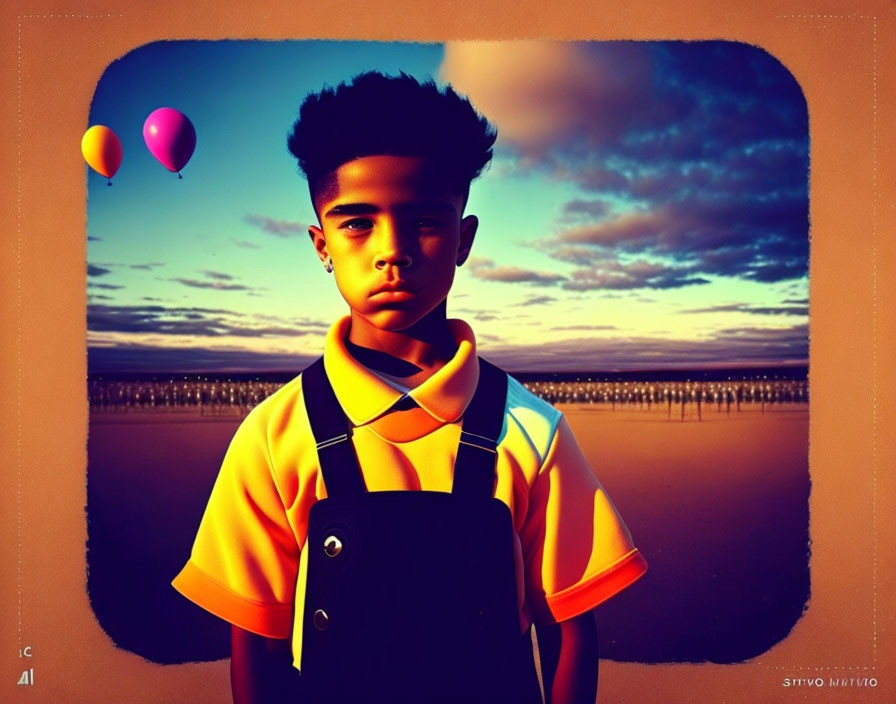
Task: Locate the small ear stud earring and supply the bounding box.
[324,258,333,273]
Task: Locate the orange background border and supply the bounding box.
[1,1,894,701]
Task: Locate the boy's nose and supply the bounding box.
[373,221,413,270]
[374,252,413,270]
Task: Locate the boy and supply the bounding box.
[173,71,647,703]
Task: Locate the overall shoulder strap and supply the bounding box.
[452,357,508,499]
[301,357,366,496]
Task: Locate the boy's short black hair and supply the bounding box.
[286,71,497,208]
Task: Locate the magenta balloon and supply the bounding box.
[142,107,197,173]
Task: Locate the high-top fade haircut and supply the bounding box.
[286,71,497,212]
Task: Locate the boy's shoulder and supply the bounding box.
[503,372,560,424]
[493,364,564,464]
[233,369,308,439]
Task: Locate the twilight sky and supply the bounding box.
[86,40,809,374]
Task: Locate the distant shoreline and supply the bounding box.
[86,363,808,384]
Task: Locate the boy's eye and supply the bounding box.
[340,218,373,232]
[413,217,445,230]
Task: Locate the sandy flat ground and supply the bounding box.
[86,404,809,666]
[560,404,810,663]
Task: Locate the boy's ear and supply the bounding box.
[308,225,329,265]
[456,215,478,267]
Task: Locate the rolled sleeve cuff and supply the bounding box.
[171,561,293,639]
[545,549,648,623]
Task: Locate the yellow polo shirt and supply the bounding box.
[172,316,647,669]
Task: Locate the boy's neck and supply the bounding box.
[347,302,458,385]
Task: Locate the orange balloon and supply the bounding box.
[81,125,123,180]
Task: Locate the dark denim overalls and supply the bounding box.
[297,356,543,704]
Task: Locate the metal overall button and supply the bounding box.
[313,609,329,630]
[323,535,343,557]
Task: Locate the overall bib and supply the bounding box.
[298,356,543,704]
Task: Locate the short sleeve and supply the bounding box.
[519,415,647,624]
[171,407,299,638]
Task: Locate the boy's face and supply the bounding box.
[308,155,478,332]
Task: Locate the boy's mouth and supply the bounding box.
[370,291,414,303]
[369,281,415,304]
[370,281,413,296]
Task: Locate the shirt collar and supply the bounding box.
[322,316,480,429]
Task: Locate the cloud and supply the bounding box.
[253,313,330,329]
[443,42,805,162]
[442,41,809,288]
[553,207,683,248]
[452,306,499,316]
[169,277,258,292]
[87,304,327,339]
[543,245,604,267]
[89,261,165,273]
[480,323,808,372]
[682,303,808,316]
[513,295,557,307]
[543,187,808,284]
[712,324,808,341]
[558,198,613,222]
[441,41,653,156]
[87,236,102,242]
[88,282,124,290]
[88,344,317,375]
[234,239,261,249]
[88,264,112,277]
[199,269,235,281]
[465,257,566,285]
[561,259,710,291]
[244,214,307,237]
